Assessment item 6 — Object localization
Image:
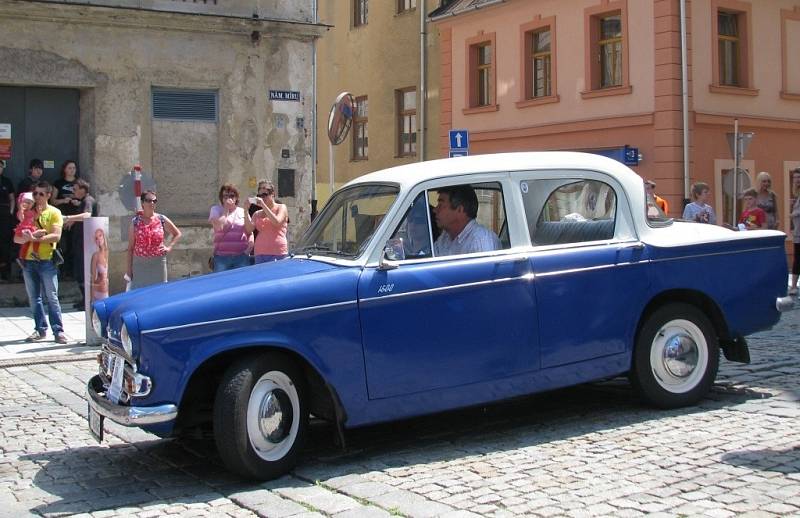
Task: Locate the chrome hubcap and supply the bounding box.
[650,319,708,394]
[258,389,293,444]
[246,371,299,461]
[662,333,698,378]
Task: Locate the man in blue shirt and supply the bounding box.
[433,185,500,256]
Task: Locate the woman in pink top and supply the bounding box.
[126,190,182,290]
[209,183,252,272]
[244,182,289,264]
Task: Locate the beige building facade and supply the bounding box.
[315,0,441,204]
[432,0,800,228]
[0,0,324,292]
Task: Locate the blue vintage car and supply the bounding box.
[87,152,792,480]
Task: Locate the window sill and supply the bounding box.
[395,154,417,159]
[708,84,759,96]
[350,157,368,162]
[580,85,632,99]
[515,95,560,109]
[780,91,800,101]
[462,104,499,115]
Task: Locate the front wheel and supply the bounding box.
[214,353,308,480]
[631,303,719,408]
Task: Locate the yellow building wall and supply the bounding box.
[316,0,440,206]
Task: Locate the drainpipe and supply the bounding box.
[680,0,690,203]
[419,0,426,162]
[311,0,319,219]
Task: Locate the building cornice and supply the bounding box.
[694,111,800,130]
[0,0,329,39]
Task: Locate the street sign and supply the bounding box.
[623,145,639,166]
[449,150,468,158]
[726,131,754,159]
[449,129,469,151]
[269,90,300,102]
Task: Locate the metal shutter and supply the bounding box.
[152,88,218,122]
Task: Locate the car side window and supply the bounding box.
[427,182,509,257]
[390,192,436,260]
[521,179,617,246]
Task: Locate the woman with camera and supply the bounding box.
[244,181,288,264]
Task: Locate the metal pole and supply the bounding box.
[733,118,739,225]
[419,0,426,162]
[679,0,690,203]
[329,140,334,200]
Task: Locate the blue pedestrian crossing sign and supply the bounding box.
[449,129,469,152]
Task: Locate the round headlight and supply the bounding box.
[91,310,103,337]
[120,324,133,357]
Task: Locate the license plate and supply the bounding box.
[107,354,125,404]
[88,402,104,443]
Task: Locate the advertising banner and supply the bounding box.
[0,123,11,159]
[83,217,110,344]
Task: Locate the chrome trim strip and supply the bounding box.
[141,300,358,334]
[360,274,533,303]
[650,246,784,263]
[536,261,643,278]
[87,376,177,426]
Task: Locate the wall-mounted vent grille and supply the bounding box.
[152,88,218,122]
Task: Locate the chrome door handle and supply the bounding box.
[618,242,644,251]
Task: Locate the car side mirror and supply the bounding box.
[379,238,404,270]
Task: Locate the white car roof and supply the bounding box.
[343,152,646,194]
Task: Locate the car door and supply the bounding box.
[358,181,539,400]
[521,176,649,368]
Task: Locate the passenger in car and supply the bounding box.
[433,185,501,256]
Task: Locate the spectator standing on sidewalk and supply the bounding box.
[13,181,67,344]
[126,190,182,290]
[682,182,717,224]
[788,169,800,296]
[209,183,251,272]
[17,158,44,193]
[755,171,779,230]
[52,160,81,277]
[244,181,289,264]
[645,180,669,214]
[0,159,14,281]
[738,189,767,230]
[62,178,96,307]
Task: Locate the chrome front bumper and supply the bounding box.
[776,296,795,313]
[87,375,177,426]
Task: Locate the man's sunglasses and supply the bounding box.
[33,191,48,197]
[258,191,274,198]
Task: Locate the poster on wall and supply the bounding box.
[83,217,110,345]
[0,124,11,159]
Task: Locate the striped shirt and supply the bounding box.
[434,219,501,256]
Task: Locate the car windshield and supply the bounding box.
[294,184,400,259]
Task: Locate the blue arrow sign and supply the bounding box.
[449,129,469,151]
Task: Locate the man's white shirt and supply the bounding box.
[434,219,501,256]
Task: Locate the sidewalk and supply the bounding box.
[0,307,97,366]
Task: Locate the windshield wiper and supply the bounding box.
[294,245,355,259]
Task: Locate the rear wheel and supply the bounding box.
[631,303,719,408]
[214,353,308,480]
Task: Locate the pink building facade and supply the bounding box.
[432,0,800,227]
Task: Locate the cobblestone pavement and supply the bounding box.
[1,312,798,518]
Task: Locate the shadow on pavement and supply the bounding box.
[720,446,800,473]
[19,379,772,516]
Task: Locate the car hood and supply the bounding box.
[96,258,352,333]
